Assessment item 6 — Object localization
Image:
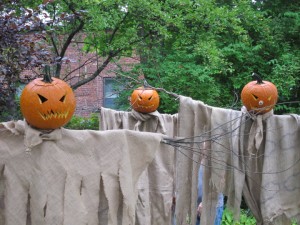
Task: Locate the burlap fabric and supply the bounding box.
[0,120,164,225]
[100,108,178,225]
[176,96,300,225]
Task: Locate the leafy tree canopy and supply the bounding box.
[0,0,299,120]
[116,0,300,114]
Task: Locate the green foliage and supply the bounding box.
[115,0,300,115]
[77,0,178,56]
[222,208,256,225]
[64,113,99,130]
[135,50,227,113]
[1,0,299,117]
[222,208,299,225]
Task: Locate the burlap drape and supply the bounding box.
[0,120,164,225]
[176,96,300,225]
[100,108,178,225]
[0,95,299,225]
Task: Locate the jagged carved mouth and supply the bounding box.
[39,110,70,120]
[136,104,155,109]
[249,104,272,112]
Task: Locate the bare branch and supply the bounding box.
[62,54,98,81]
[54,0,85,77]
[71,51,117,89]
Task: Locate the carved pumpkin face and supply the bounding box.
[241,75,278,114]
[130,86,160,113]
[20,77,76,130]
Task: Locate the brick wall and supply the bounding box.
[73,57,139,117]
[62,38,140,117]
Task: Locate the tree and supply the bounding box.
[0,1,52,121]
[30,0,180,89]
[252,0,300,113]
[116,0,299,114]
[1,0,299,119]
[1,0,182,119]
[54,0,298,114]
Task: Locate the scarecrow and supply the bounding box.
[0,71,165,225]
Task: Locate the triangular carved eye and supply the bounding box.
[148,95,153,100]
[252,94,259,100]
[138,94,142,101]
[59,95,66,103]
[38,94,48,104]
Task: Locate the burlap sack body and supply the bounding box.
[100,108,178,225]
[1,96,298,225]
[176,96,300,225]
[0,120,164,225]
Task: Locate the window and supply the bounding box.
[103,78,119,109]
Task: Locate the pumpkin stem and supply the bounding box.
[252,72,264,84]
[42,65,53,83]
[143,79,151,88]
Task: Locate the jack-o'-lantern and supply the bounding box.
[130,86,160,113]
[241,73,278,114]
[20,73,76,130]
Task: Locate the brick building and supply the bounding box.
[73,57,139,117]
[57,37,140,117]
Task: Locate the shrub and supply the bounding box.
[65,113,99,130]
[222,208,256,225]
[222,208,298,225]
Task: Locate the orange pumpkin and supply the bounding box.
[241,73,278,114]
[130,86,160,113]
[20,73,76,130]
